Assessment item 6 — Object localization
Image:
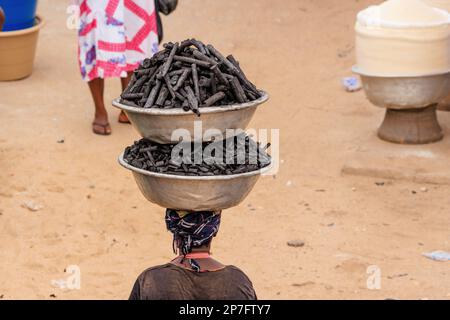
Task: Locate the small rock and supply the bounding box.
[57,139,65,144]
[287,240,305,248]
[375,182,385,186]
[286,181,293,187]
[49,294,57,298]
[351,187,356,192]
[387,273,408,280]
[292,281,315,287]
[412,190,417,195]
[420,187,428,193]
[327,223,335,227]
[22,201,43,212]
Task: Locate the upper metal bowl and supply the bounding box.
[353,66,450,109]
[112,91,269,144]
[119,153,271,211]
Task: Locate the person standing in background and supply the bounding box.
[0,6,5,31]
[76,0,160,135]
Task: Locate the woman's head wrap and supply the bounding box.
[165,209,221,272]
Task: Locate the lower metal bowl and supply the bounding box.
[113,91,269,144]
[353,67,450,109]
[119,153,270,211]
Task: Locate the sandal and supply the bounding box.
[92,122,112,135]
[118,111,131,124]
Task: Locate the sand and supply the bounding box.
[0,0,449,300]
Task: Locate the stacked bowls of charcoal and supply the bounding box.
[0,0,45,81]
[116,39,271,211]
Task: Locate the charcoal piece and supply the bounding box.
[120,99,139,108]
[135,66,155,76]
[164,74,177,99]
[173,68,191,91]
[122,73,137,95]
[121,93,144,100]
[199,87,207,102]
[227,55,260,96]
[206,44,237,73]
[156,86,169,107]
[191,64,200,100]
[198,76,211,88]
[144,79,162,108]
[216,84,228,92]
[230,77,247,103]
[173,55,211,68]
[211,76,217,95]
[226,55,242,72]
[244,88,258,101]
[169,69,185,76]
[192,50,218,66]
[159,42,178,78]
[184,86,200,116]
[202,92,226,108]
[140,84,152,104]
[128,74,148,93]
[179,39,194,51]
[181,99,190,112]
[211,64,228,86]
[191,39,207,55]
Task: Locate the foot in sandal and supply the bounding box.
[92,122,112,135]
[118,111,131,124]
[92,113,111,135]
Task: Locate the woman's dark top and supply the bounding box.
[129,263,257,300]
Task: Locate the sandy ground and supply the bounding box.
[0,0,449,300]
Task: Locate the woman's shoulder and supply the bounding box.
[138,263,175,277]
[223,265,254,282]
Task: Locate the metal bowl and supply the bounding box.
[119,153,270,211]
[112,91,269,144]
[352,67,450,110]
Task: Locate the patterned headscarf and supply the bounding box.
[165,209,222,272]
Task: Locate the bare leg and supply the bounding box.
[88,78,111,135]
[118,72,133,123]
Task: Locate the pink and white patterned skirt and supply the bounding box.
[77,0,159,82]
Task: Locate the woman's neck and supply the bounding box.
[171,252,225,272]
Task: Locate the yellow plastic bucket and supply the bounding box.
[0,15,44,81]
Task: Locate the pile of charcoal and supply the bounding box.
[123,134,271,176]
[120,39,262,116]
